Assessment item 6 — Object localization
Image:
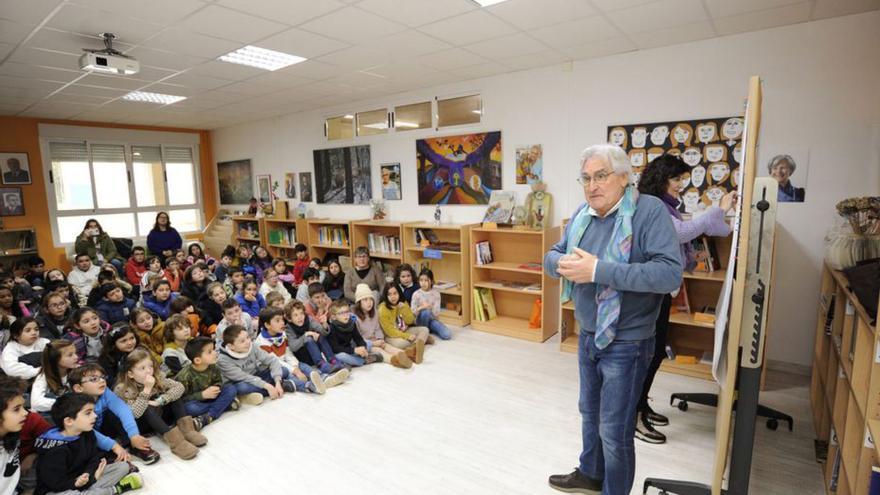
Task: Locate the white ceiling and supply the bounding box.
[0,0,876,129]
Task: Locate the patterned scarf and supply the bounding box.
[560,186,637,349]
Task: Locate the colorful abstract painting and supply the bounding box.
[416,131,502,205]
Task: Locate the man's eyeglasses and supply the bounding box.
[577,171,613,187]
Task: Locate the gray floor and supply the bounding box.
[134,326,822,494]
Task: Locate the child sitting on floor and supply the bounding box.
[129,309,164,360]
[327,299,381,368]
[259,268,291,306]
[283,300,342,375]
[161,314,193,377]
[175,337,238,429]
[304,282,331,329]
[353,284,412,369]
[142,280,177,321]
[1,318,49,379]
[64,307,108,363]
[215,299,256,348]
[410,268,452,341]
[255,307,336,394]
[394,263,418,304]
[291,244,309,287]
[265,291,285,310]
[322,259,345,300]
[94,283,136,326]
[378,285,427,364]
[216,325,297,406]
[295,269,321,304]
[222,268,245,299]
[235,280,265,321]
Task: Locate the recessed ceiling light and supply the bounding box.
[218,45,307,71]
[122,91,186,105]
[471,0,509,6]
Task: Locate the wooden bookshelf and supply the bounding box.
[351,220,404,264]
[811,261,880,495]
[0,228,37,270]
[306,219,352,264]
[262,218,308,260]
[230,216,264,248]
[403,222,476,327]
[469,226,560,342]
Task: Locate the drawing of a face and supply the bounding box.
[609,127,627,147]
[683,189,701,213]
[731,167,742,188]
[732,143,743,164]
[722,118,744,141]
[704,144,726,163]
[671,123,693,146]
[650,125,669,146]
[629,149,646,168]
[631,127,647,148]
[703,186,726,207]
[679,172,691,191]
[682,147,702,167]
[647,147,664,164]
[709,162,730,184]
[690,166,706,187]
[696,122,717,143]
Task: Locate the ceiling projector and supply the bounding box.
[79,32,139,75]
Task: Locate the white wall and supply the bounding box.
[212,11,880,367]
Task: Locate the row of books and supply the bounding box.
[692,236,721,272]
[267,227,298,246]
[368,232,401,256]
[474,241,493,265]
[473,287,497,321]
[316,227,349,247]
[237,224,259,239]
[413,228,461,252]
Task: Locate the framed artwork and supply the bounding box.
[608,116,743,214]
[300,172,313,202]
[284,172,296,199]
[217,159,253,205]
[515,144,542,184]
[759,149,809,203]
[257,174,272,204]
[416,131,502,205]
[380,163,401,200]
[0,153,31,185]
[313,145,372,204]
[0,187,24,216]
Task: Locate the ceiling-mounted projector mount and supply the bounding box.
[79,32,140,75]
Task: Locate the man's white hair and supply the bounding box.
[579,144,633,183]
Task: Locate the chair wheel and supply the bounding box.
[677,401,689,412]
[766,418,779,431]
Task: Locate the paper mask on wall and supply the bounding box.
[671,123,693,147]
[696,122,718,144]
[704,144,727,163]
[609,127,627,147]
[690,165,706,188]
[629,149,646,168]
[732,143,742,164]
[679,172,691,191]
[650,125,669,146]
[703,186,725,207]
[708,162,730,184]
[631,127,647,148]
[682,188,702,214]
[722,117,744,145]
[682,147,702,167]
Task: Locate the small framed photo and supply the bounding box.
[256,174,272,204]
[0,187,24,216]
[0,153,31,185]
[380,163,401,200]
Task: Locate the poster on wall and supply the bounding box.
[515,145,542,184]
[608,116,744,214]
[256,174,272,204]
[300,172,313,202]
[217,159,254,205]
[381,163,401,200]
[313,145,372,204]
[0,187,24,216]
[759,149,809,203]
[284,172,296,199]
[0,153,30,185]
[416,131,502,205]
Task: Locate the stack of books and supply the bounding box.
[317,227,349,246]
[473,287,497,321]
[267,227,297,246]
[367,232,401,256]
[475,241,493,265]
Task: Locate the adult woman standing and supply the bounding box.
[74,219,124,275]
[634,154,735,444]
[147,211,182,259]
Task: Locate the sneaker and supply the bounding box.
[129,447,160,465]
[113,472,144,494]
[193,414,213,431]
[324,368,350,388]
[281,380,297,393]
[548,469,602,494]
[426,335,436,345]
[635,412,667,444]
[365,353,383,364]
[318,360,334,374]
[240,392,264,406]
[229,398,241,411]
[645,405,669,426]
[309,369,326,394]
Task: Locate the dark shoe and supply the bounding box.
[645,406,669,426]
[365,353,383,364]
[229,397,241,411]
[130,447,160,465]
[281,380,297,393]
[194,414,213,431]
[635,412,667,444]
[548,469,602,494]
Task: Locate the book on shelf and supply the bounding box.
[823,294,836,335]
[434,280,457,290]
[477,288,497,320]
[414,228,461,252]
[691,237,721,272]
[670,281,690,314]
[475,241,493,265]
[517,262,542,271]
[367,232,401,255]
[317,226,349,247]
[268,227,297,246]
[473,288,485,321]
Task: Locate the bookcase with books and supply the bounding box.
[231,216,265,249]
[263,218,309,261]
[402,222,476,327]
[469,226,560,342]
[306,219,352,264]
[351,220,404,284]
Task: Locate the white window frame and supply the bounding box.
[40,137,204,248]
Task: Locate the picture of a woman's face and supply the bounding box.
[732,144,743,164]
[609,128,626,146]
[705,145,725,163]
[679,173,691,191]
[650,126,669,146]
[629,150,645,167]
[722,118,744,140]
[731,167,742,187]
[704,187,725,206]
[631,128,647,148]
[683,190,701,213]
[696,124,716,143]
[682,148,702,167]
[673,125,690,144]
[709,163,730,183]
[691,166,706,187]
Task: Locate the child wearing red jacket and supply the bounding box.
[291,244,310,287]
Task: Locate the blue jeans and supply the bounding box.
[334,341,371,367]
[303,337,336,365]
[577,332,654,495]
[416,310,452,340]
[326,289,343,300]
[232,367,303,395]
[184,383,237,419]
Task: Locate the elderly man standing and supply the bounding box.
[544,144,682,495]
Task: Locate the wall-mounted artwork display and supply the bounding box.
[0,153,30,185]
[515,144,542,184]
[257,174,272,204]
[284,172,296,199]
[313,145,372,204]
[0,187,24,216]
[300,172,313,202]
[608,116,743,214]
[416,131,502,205]
[380,163,401,200]
[217,159,254,205]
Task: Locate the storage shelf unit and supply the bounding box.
[403,222,475,327]
[231,216,264,248]
[0,228,38,271]
[810,262,880,495]
[351,220,404,264]
[262,218,308,260]
[469,226,560,342]
[306,219,352,264]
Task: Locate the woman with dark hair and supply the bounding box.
[146,211,183,258]
[634,154,735,445]
[74,218,125,275]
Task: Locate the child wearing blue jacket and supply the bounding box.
[234,280,266,319]
[93,283,136,326]
[141,280,178,321]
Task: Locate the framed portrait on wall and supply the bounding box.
[217,159,253,205]
[380,163,401,200]
[285,172,296,199]
[0,187,24,216]
[257,174,272,204]
[300,172,313,202]
[0,153,31,185]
